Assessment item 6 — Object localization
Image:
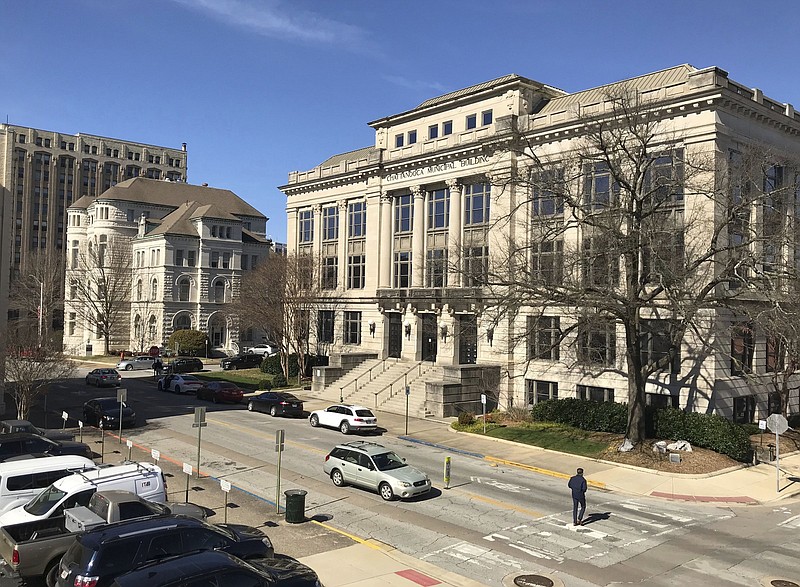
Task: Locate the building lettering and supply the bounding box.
[384,155,489,183]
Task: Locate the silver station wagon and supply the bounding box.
[323,441,431,501]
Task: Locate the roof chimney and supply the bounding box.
[182,143,187,152]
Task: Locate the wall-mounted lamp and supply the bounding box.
[368,320,376,337]
[487,327,494,347]
[404,320,411,339]
[440,324,448,342]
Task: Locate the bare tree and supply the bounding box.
[8,251,65,348]
[68,235,133,355]
[477,87,792,446]
[3,329,74,419]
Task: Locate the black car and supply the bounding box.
[220,353,263,370]
[85,368,122,387]
[55,515,273,587]
[0,419,74,441]
[109,551,322,587]
[169,357,204,373]
[0,432,93,462]
[247,392,304,417]
[83,398,137,429]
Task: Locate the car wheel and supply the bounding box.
[247,401,254,412]
[212,394,219,404]
[340,421,350,435]
[233,365,239,370]
[85,377,90,385]
[331,469,346,487]
[309,414,319,427]
[175,386,180,394]
[44,559,59,587]
[379,482,395,501]
[125,365,133,371]
[270,406,278,417]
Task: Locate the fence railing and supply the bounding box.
[372,361,425,408]
[338,358,397,402]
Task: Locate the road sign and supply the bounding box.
[444,456,451,489]
[183,462,193,475]
[220,480,231,492]
[767,414,789,434]
[78,420,83,429]
[759,419,767,430]
[126,440,133,448]
[117,388,127,403]
[405,385,410,396]
[151,449,160,461]
[192,407,207,428]
[275,429,285,452]
[62,411,68,421]
[480,394,487,405]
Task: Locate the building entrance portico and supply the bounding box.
[421,313,437,362]
[387,313,402,358]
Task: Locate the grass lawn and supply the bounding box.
[460,421,612,458]
[195,369,267,391]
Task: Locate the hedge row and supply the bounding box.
[259,353,329,377]
[530,398,752,462]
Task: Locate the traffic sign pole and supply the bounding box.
[766,414,789,494]
[275,430,285,513]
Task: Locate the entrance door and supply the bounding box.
[388,314,402,358]
[421,314,438,362]
[458,315,477,364]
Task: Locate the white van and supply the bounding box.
[0,461,166,527]
[0,456,96,515]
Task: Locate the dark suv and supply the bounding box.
[0,433,93,462]
[168,357,204,373]
[55,515,273,587]
[220,353,263,370]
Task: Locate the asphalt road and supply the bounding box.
[8,364,800,587]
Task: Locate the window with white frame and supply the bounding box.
[639,319,679,374]
[577,319,616,366]
[178,278,191,302]
[481,110,492,126]
[442,121,453,135]
[428,125,438,140]
[426,249,447,288]
[527,316,560,361]
[176,249,184,266]
[298,209,314,243]
[343,311,361,345]
[395,134,404,148]
[211,252,219,268]
[394,251,411,288]
[427,188,449,229]
[577,385,615,402]
[466,114,477,130]
[526,379,558,406]
[347,254,365,289]
[348,202,366,238]
[395,195,413,233]
[583,161,618,209]
[532,169,564,216]
[532,239,563,285]
[731,322,754,376]
[463,246,488,286]
[318,310,334,344]
[322,206,339,241]
[322,257,338,290]
[464,183,490,226]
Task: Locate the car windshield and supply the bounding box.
[371,451,406,471]
[181,375,201,382]
[24,484,67,515]
[100,369,116,375]
[97,398,120,410]
[219,383,239,390]
[355,409,374,418]
[280,394,299,401]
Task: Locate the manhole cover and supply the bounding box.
[514,575,554,587]
[771,581,800,587]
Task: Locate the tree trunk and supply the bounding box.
[625,355,647,445]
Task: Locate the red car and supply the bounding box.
[196,381,244,404]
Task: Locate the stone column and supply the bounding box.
[337,200,348,289]
[312,203,322,254]
[446,179,462,288]
[379,193,393,288]
[286,208,299,253]
[411,185,425,287]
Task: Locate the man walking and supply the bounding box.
[568,467,587,526]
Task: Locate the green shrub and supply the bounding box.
[272,373,288,388]
[259,353,329,377]
[531,398,627,433]
[504,406,534,423]
[258,379,272,391]
[458,411,475,426]
[652,409,752,462]
[168,330,207,356]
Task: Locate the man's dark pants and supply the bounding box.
[573,496,586,524]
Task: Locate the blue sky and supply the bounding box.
[3,0,799,243]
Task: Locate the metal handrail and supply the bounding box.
[338,358,395,402]
[372,361,425,408]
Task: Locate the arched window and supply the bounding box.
[147,315,157,340]
[175,314,191,331]
[133,315,142,341]
[178,278,190,302]
[213,279,225,303]
[136,279,143,301]
[98,235,107,267]
[151,278,158,300]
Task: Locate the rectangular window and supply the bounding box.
[582,235,618,287]
[428,125,439,140]
[211,251,219,268]
[766,336,785,373]
[427,188,449,229]
[442,121,453,135]
[67,312,76,336]
[343,311,361,345]
[733,396,755,424]
[639,319,679,374]
[408,130,417,145]
[347,254,365,289]
[222,252,230,269]
[394,195,413,233]
[298,209,314,243]
[241,254,249,270]
[251,255,258,269]
[175,249,184,267]
[577,320,616,366]
[318,310,335,344]
[644,149,684,205]
[533,169,564,216]
[646,393,679,409]
[187,250,196,267]
[482,110,493,126]
[466,114,477,130]
[527,316,560,360]
[322,206,339,241]
[426,249,447,288]
[464,183,490,226]
[583,162,618,209]
[322,257,338,290]
[348,201,366,238]
[464,246,489,286]
[395,134,404,148]
[532,239,563,285]
[731,322,754,376]
[526,380,558,406]
[393,251,411,288]
[577,385,615,403]
[126,209,135,222]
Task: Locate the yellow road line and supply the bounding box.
[453,488,544,518]
[485,456,606,489]
[311,520,388,550]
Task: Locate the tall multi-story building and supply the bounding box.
[281,65,800,422]
[0,124,187,339]
[63,178,270,356]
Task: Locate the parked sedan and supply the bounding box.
[168,357,204,373]
[196,381,244,404]
[247,392,304,417]
[245,343,276,356]
[85,368,121,387]
[220,353,263,370]
[83,398,137,429]
[0,433,94,462]
[0,419,74,441]
[158,374,204,394]
[116,355,155,371]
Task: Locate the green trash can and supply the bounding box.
[284,489,307,523]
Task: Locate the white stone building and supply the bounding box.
[63,178,270,356]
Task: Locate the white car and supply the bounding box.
[116,356,155,371]
[245,344,276,356]
[158,374,204,394]
[309,404,378,435]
